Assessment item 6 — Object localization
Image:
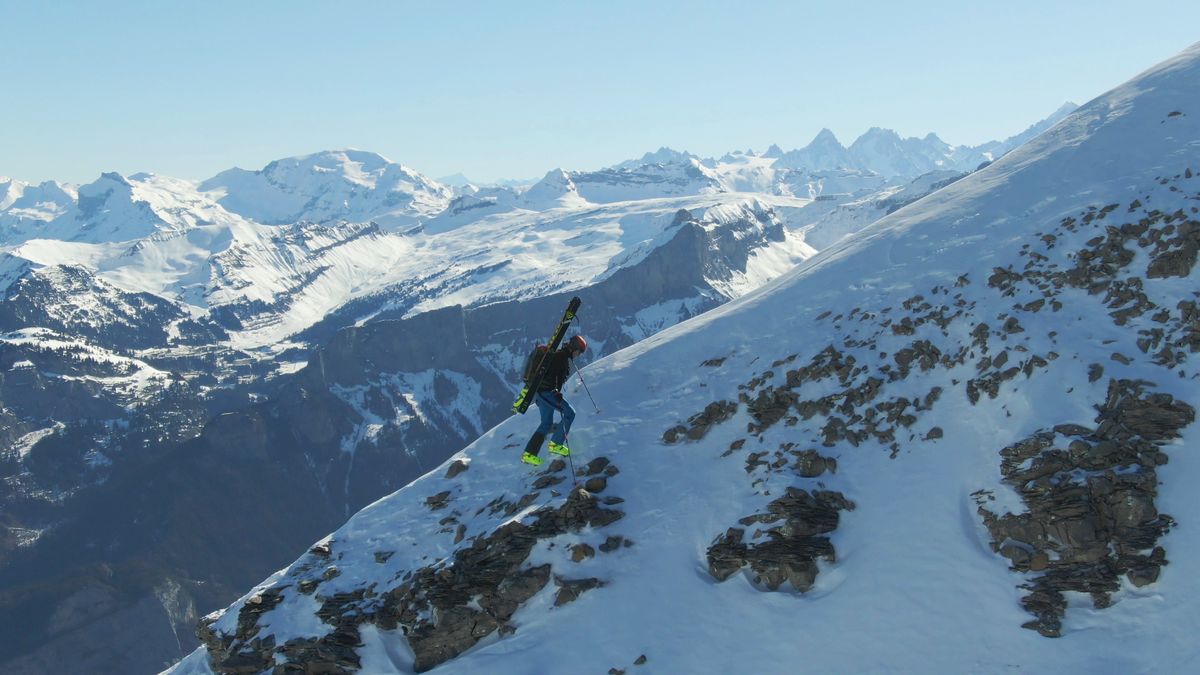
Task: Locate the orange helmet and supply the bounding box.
[567,335,587,353]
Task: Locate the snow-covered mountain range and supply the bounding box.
[167,44,1200,675]
[1,100,1076,673]
[773,102,1078,177]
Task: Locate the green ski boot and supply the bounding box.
[548,441,570,457]
[521,452,544,466]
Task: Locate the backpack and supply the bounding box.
[521,344,550,385]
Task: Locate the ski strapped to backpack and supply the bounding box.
[512,296,582,414]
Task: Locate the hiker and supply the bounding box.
[521,335,587,466]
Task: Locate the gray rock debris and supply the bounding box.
[979,379,1194,637]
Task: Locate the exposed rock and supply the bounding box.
[793,449,836,477]
[533,473,566,489]
[425,491,452,510]
[583,457,612,475]
[198,484,624,674]
[445,459,470,479]
[599,536,626,553]
[708,488,854,592]
[979,379,1193,636]
[554,576,604,606]
[665,400,738,443]
[571,543,595,562]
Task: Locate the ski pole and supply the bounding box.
[572,361,601,414]
[566,449,578,488]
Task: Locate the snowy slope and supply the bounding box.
[199,149,454,228]
[171,43,1200,674]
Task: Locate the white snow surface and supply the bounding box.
[1,160,845,352]
[199,149,454,228]
[170,44,1200,675]
[1,112,1050,357]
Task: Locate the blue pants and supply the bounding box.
[535,391,575,445]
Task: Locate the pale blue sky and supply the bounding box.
[2,1,1198,185]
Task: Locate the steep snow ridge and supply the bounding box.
[199,150,453,228]
[171,44,1200,674]
[205,221,412,343]
[519,169,590,209]
[701,200,819,297]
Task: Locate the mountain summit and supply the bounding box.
[171,44,1200,675]
[199,149,454,228]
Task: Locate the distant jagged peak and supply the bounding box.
[1053,100,1080,116]
[852,126,903,146]
[772,128,857,172]
[809,127,845,147]
[612,146,700,170]
[521,167,588,208]
[762,143,785,158]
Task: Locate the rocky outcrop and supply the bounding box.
[978,379,1193,636]
[662,400,738,443]
[197,463,625,674]
[708,488,855,591]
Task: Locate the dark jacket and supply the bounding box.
[536,349,572,392]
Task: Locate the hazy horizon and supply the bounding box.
[2,1,1198,185]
